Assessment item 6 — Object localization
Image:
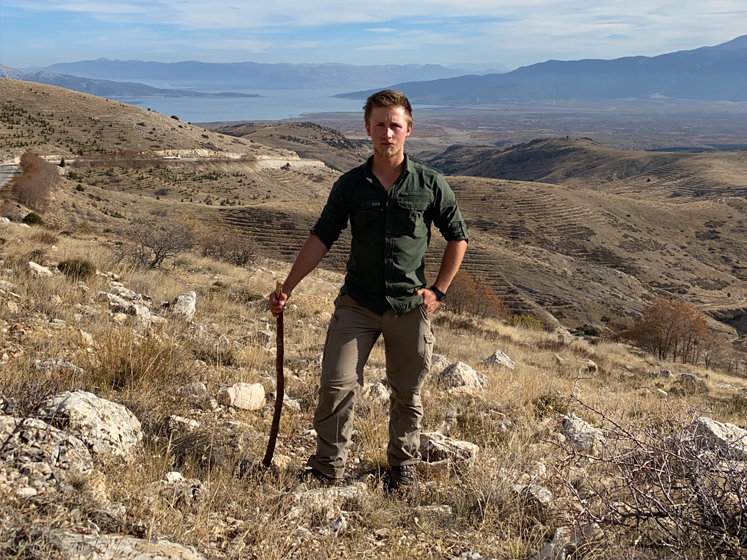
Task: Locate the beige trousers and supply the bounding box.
[308,295,434,479]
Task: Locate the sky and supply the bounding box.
[1,0,746,70]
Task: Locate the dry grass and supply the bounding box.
[3,219,747,559]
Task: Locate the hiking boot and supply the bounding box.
[385,465,420,499]
[299,467,341,487]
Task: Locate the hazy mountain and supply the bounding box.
[338,35,747,103]
[33,59,500,91]
[0,65,257,98]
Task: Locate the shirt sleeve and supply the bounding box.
[310,178,349,249]
[431,174,469,242]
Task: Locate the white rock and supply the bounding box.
[128,303,151,323]
[218,383,265,411]
[54,532,206,560]
[430,353,451,372]
[29,261,53,277]
[325,513,347,537]
[360,382,389,403]
[150,315,168,326]
[438,362,486,392]
[49,319,66,329]
[162,471,187,484]
[694,417,747,460]
[167,415,201,433]
[37,391,143,459]
[79,330,94,347]
[112,313,128,324]
[34,358,85,377]
[561,414,605,455]
[171,291,197,320]
[420,432,479,466]
[16,487,38,498]
[179,382,209,399]
[532,523,603,560]
[484,349,515,369]
[97,291,130,313]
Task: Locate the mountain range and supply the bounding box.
[27,59,507,91]
[338,35,747,103]
[0,65,257,99]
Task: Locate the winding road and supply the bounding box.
[0,163,19,191]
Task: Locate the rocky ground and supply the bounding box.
[2,218,747,559]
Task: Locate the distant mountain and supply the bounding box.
[33,59,501,90]
[0,64,258,98]
[337,35,747,103]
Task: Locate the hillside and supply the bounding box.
[207,122,370,172]
[2,80,747,343]
[338,35,747,103]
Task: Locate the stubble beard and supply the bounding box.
[375,143,400,159]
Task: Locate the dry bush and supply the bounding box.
[129,216,195,269]
[560,398,747,559]
[199,229,255,267]
[12,151,57,211]
[443,270,509,319]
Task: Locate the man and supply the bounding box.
[270,90,468,495]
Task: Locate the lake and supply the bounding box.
[114,88,365,123]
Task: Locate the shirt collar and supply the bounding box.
[363,153,412,189]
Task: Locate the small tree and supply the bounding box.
[13,151,57,210]
[625,298,708,363]
[443,270,509,318]
[130,217,194,269]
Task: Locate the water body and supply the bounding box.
[114,88,365,123]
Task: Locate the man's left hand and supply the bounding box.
[416,288,440,314]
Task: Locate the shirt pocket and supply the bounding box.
[351,201,382,234]
[394,196,431,237]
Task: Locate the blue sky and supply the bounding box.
[2,0,746,70]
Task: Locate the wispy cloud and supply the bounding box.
[2,0,746,68]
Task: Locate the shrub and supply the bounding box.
[22,212,44,226]
[443,270,509,318]
[129,217,194,269]
[13,151,57,210]
[624,298,708,364]
[199,229,255,266]
[57,258,96,280]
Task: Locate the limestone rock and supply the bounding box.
[38,391,143,459]
[484,349,515,370]
[430,353,451,372]
[127,303,151,323]
[34,358,85,377]
[218,383,265,411]
[561,414,605,455]
[97,291,130,313]
[28,261,53,277]
[420,432,479,466]
[438,362,486,392]
[54,532,206,560]
[79,330,94,347]
[171,291,197,320]
[513,483,553,510]
[678,373,704,383]
[361,382,389,403]
[0,415,93,476]
[179,382,209,399]
[167,415,201,434]
[694,417,747,460]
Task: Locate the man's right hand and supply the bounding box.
[269,288,290,318]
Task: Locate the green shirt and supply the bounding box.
[311,155,469,315]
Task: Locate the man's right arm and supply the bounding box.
[270,234,329,317]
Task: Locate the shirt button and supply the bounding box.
[387,230,391,234]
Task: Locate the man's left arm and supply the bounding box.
[416,239,467,314]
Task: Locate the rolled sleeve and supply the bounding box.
[432,175,469,242]
[310,180,349,249]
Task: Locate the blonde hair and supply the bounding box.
[363,90,413,126]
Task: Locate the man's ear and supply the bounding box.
[365,121,371,137]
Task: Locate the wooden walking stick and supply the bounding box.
[262,281,285,468]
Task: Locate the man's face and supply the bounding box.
[365,105,412,160]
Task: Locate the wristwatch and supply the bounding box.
[429,286,447,302]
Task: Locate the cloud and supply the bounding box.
[366,28,396,33]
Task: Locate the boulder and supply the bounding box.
[28,261,53,277]
[37,391,143,459]
[218,383,265,411]
[420,432,479,467]
[179,382,209,399]
[561,414,605,455]
[483,349,515,370]
[438,362,486,392]
[54,532,206,560]
[694,417,747,460]
[171,291,197,320]
[127,303,151,324]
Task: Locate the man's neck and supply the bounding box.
[371,153,406,191]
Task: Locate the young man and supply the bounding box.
[270,90,468,495]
